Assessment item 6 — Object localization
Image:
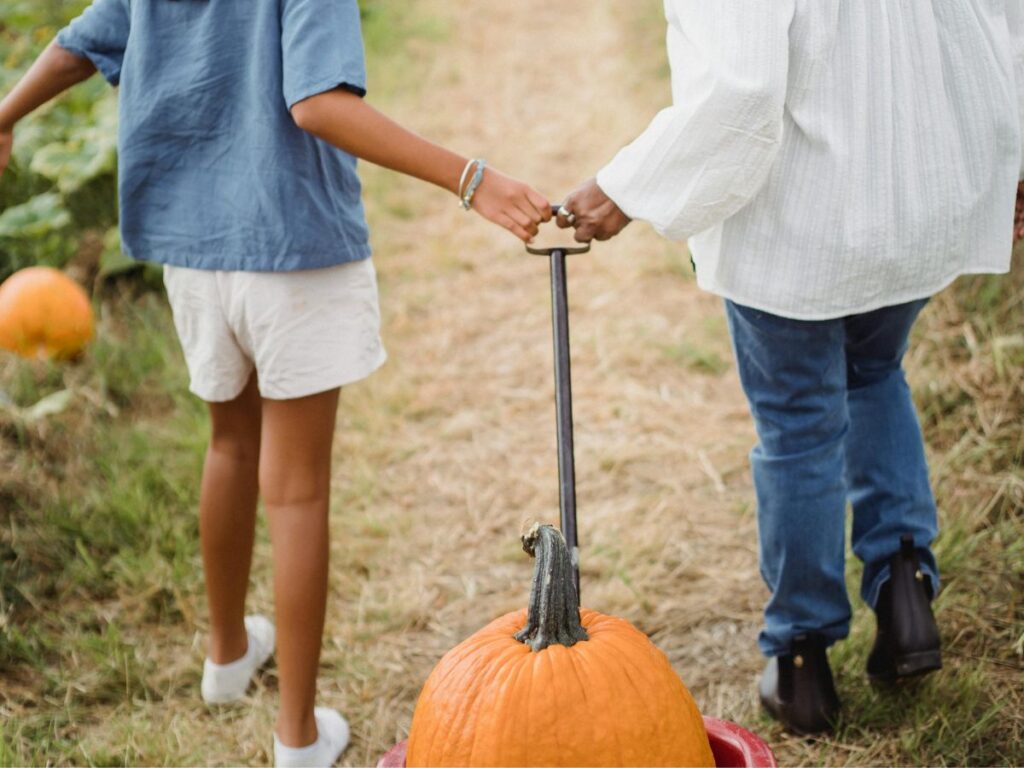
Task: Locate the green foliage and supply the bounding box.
[0,192,70,238]
[0,4,123,282]
[95,225,162,285]
[0,0,450,284]
[0,193,75,274]
[359,0,450,95]
[29,97,117,196]
[0,1,90,33]
[0,294,202,686]
[661,340,730,375]
[96,225,131,276]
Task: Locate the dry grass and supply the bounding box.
[2,1,1022,766]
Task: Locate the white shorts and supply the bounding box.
[163,260,386,402]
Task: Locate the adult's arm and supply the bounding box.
[595,0,794,241]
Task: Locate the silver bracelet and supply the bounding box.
[460,159,487,211]
[457,158,477,201]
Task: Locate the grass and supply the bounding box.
[0,288,208,764]
[2,0,1023,765]
[737,261,1024,765]
[738,206,1024,765]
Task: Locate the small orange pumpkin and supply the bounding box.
[0,267,94,360]
[407,524,715,767]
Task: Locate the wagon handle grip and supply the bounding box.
[524,206,591,256]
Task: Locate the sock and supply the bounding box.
[274,707,350,768]
[201,614,275,704]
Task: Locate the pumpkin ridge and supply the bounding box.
[586,632,640,765]
[539,648,567,763]
[521,640,539,767]
[414,643,497,764]
[410,625,531,765]
[465,641,528,767]
[543,645,584,763]
[436,628,517,683]
[598,630,667,757]
[478,634,536,767]
[626,626,708,765]
[419,638,516,765]
[451,669,492,767]
[433,636,529,766]
[564,628,603,761]
[601,624,710,765]
[484,642,532,768]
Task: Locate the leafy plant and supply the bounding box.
[1,8,122,283]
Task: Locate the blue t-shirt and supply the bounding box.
[57,0,371,272]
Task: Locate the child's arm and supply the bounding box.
[0,42,98,178]
[291,90,551,242]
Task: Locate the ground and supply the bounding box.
[2,1,1022,766]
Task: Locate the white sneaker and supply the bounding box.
[274,707,350,768]
[200,615,275,704]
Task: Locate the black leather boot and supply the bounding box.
[866,534,942,682]
[759,634,840,735]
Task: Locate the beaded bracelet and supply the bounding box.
[459,159,487,211]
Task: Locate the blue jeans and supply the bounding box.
[725,299,939,657]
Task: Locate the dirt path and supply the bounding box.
[324,1,767,764]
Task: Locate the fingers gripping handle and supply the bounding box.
[525,204,591,256]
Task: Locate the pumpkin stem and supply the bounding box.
[514,523,589,652]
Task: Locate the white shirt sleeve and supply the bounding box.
[596,0,794,241]
[1005,0,1024,178]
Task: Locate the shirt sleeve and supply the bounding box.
[596,0,794,241]
[1005,0,1024,179]
[281,0,368,109]
[55,0,130,87]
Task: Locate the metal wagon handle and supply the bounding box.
[525,205,590,602]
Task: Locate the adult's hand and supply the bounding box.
[0,129,12,180]
[556,178,631,242]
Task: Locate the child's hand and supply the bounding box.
[0,129,12,180]
[470,168,551,242]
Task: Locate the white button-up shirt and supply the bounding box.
[597,0,1024,320]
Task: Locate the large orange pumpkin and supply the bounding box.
[407,525,715,767]
[0,267,94,360]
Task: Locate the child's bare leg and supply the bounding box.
[260,387,340,747]
[202,372,262,663]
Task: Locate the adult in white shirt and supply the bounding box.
[557,0,1023,735]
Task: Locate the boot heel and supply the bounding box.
[894,650,942,678]
[867,537,942,684]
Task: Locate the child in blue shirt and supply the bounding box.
[0,2,550,765]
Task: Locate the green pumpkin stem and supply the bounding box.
[514,523,589,652]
